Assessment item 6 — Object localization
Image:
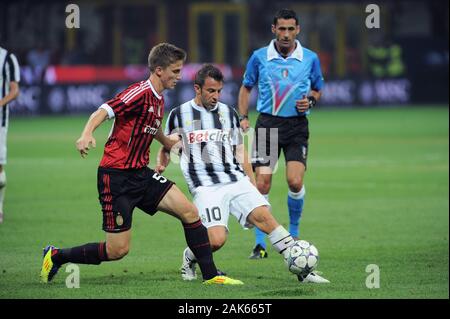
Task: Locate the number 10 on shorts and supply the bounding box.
[205,207,221,223]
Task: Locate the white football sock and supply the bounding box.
[268,225,295,258]
[288,185,306,200]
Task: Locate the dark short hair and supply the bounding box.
[273,8,298,25]
[148,43,186,72]
[194,64,224,87]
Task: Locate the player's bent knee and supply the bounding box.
[109,248,129,260]
[207,226,227,252]
[210,236,226,252]
[106,242,130,260]
[287,179,303,193]
[256,180,271,195]
[210,241,225,252]
[251,208,270,223]
[209,234,227,252]
[179,202,199,223]
[248,207,279,233]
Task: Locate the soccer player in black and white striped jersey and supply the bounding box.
[0,47,20,223]
[157,64,328,283]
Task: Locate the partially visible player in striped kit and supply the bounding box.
[157,64,328,283]
[0,46,20,224]
[40,43,242,286]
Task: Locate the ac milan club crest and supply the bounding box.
[116,213,124,226]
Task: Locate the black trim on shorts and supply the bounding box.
[153,181,174,212]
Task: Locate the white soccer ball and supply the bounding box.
[286,240,319,276]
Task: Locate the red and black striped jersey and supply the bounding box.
[99,79,164,169]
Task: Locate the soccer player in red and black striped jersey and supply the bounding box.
[40,43,242,285]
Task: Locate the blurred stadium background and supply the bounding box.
[0,0,448,300]
[1,0,448,113]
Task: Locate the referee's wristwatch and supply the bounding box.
[307,96,317,109]
[239,114,249,122]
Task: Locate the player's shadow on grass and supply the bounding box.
[87,272,174,285]
[258,288,317,297]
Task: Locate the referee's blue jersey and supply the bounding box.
[242,40,324,118]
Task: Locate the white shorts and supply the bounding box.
[0,127,7,165]
[192,177,270,230]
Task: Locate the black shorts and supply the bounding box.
[97,167,174,233]
[252,113,309,170]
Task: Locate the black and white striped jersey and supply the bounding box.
[0,47,20,128]
[164,99,246,192]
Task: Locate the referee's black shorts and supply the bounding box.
[97,167,174,233]
[252,113,309,170]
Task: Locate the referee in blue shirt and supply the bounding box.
[238,9,328,283]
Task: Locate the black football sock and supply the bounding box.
[182,219,218,280]
[51,242,109,265]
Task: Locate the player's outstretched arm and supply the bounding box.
[154,128,180,151]
[0,81,19,107]
[154,130,181,173]
[155,146,170,174]
[238,85,252,132]
[75,108,108,158]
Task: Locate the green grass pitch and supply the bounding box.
[0,107,448,299]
